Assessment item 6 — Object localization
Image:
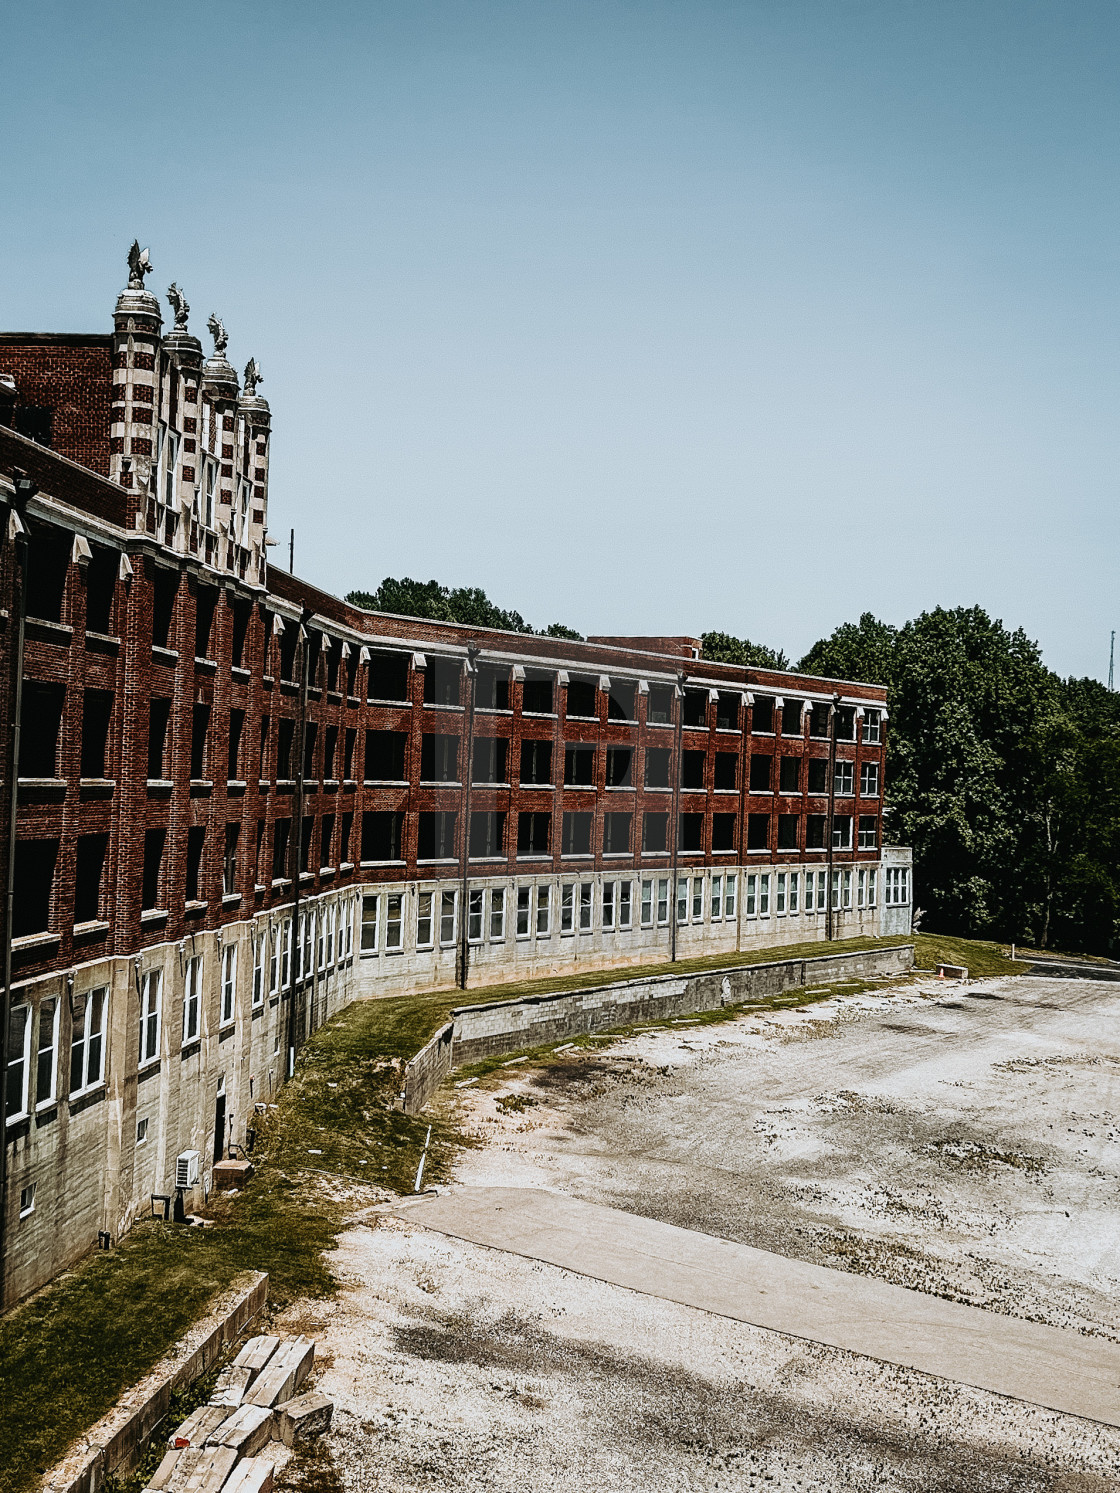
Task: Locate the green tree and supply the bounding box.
[701,630,789,671]
[797,612,898,687]
[346,576,581,638]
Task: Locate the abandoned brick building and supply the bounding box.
[0,245,911,1306]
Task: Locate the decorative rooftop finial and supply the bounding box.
[166,282,190,330]
[207,314,228,356]
[127,240,153,290]
[243,357,263,396]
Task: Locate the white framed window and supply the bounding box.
[345,898,355,957]
[36,998,58,1109]
[304,911,315,975]
[868,868,877,906]
[183,955,202,1044]
[70,988,107,1096]
[516,886,531,938]
[676,876,688,925]
[19,1182,35,1218]
[317,909,327,971]
[387,893,404,949]
[759,873,770,917]
[788,871,800,915]
[203,458,217,529]
[641,878,653,927]
[657,877,670,926]
[804,870,815,913]
[440,890,457,945]
[858,816,879,851]
[691,877,703,922]
[165,430,180,508]
[858,868,867,907]
[137,1116,149,1144]
[536,884,551,936]
[710,873,723,921]
[843,869,852,909]
[490,887,506,941]
[832,816,853,850]
[745,874,757,917]
[885,867,909,905]
[724,873,737,921]
[816,872,826,912]
[221,945,237,1025]
[468,889,484,943]
[619,880,632,928]
[281,917,292,985]
[362,895,381,952]
[862,710,881,744]
[860,761,879,797]
[269,922,281,994]
[776,872,786,915]
[6,1005,31,1123]
[561,883,575,934]
[834,760,854,797]
[326,905,336,966]
[140,970,162,1066]
[417,891,433,948]
[579,883,593,932]
[253,934,265,1007]
[603,881,616,930]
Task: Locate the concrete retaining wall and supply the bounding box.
[401,1022,454,1116]
[43,1270,269,1493]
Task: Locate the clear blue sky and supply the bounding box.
[2,1,1117,679]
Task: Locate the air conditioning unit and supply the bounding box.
[175,1150,200,1189]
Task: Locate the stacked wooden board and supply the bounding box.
[144,1335,333,1493]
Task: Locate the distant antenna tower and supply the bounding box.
[1110,631,1116,692]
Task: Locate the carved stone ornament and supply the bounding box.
[127,240,153,290]
[207,314,229,355]
[167,282,190,330]
[243,357,263,396]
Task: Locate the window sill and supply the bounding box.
[27,617,73,641]
[476,707,513,716]
[516,854,552,862]
[271,878,292,889]
[468,856,507,864]
[602,852,632,860]
[222,892,242,906]
[232,665,251,680]
[80,777,116,791]
[364,779,409,787]
[521,711,557,719]
[18,777,66,790]
[190,779,213,793]
[359,860,405,868]
[11,930,60,951]
[258,777,271,789]
[5,1111,30,1128]
[195,656,218,674]
[419,781,462,789]
[147,778,173,792]
[152,646,179,665]
[299,872,314,883]
[141,908,169,924]
[340,861,355,872]
[320,865,336,877]
[417,857,458,866]
[86,629,121,651]
[323,779,339,790]
[472,781,509,789]
[138,1058,161,1077]
[518,782,554,791]
[227,779,247,791]
[367,696,411,707]
[74,918,110,936]
[423,702,465,713]
[304,780,320,792]
[276,778,295,790]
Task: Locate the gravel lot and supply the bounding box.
[278,974,1120,1491]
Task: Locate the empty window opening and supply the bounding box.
[522,674,554,714]
[644,748,671,789]
[142,828,166,909]
[365,729,407,780]
[367,650,410,701]
[276,718,295,779]
[714,752,738,790]
[605,747,632,787]
[749,754,772,792]
[712,813,736,851]
[151,568,179,650]
[603,812,632,854]
[520,739,552,785]
[302,721,318,779]
[421,733,460,782]
[326,640,342,692]
[185,825,206,901]
[681,750,705,790]
[647,685,673,724]
[566,678,597,717]
[608,682,636,720]
[12,838,57,936]
[25,523,70,623]
[418,811,457,860]
[562,812,592,856]
[272,820,291,881]
[781,700,803,737]
[642,812,668,854]
[323,724,338,780]
[300,815,314,872]
[780,756,801,793]
[19,680,65,777]
[679,813,703,852]
[807,759,828,795]
[835,707,856,741]
[343,727,357,780]
[340,810,354,864]
[80,689,113,778]
[473,736,508,784]
[682,689,707,728]
[278,623,299,681]
[221,822,239,895]
[424,657,461,706]
[227,709,245,780]
[746,813,770,851]
[469,812,506,859]
[85,544,117,635]
[777,814,799,851]
[564,744,595,787]
[194,586,218,658]
[751,697,774,734]
[806,814,827,849]
[75,833,108,923]
[715,693,740,731]
[230,598,252,668]
[320,814,335,869]
[190,703,210,779]
[518,812,551,856]
[362,811,403,862]
[476,665,510,710]
[809,703,831,739]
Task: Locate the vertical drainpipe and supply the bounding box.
[735,685,750,954]
[670,670,686,962]
[825,691,840,941]
[0,475,34,1305]
[285,610,311,1076]
[458,646,479,990]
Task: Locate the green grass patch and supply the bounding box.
[911,932,1025,981]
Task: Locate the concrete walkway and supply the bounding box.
[394,1185,1120,1427]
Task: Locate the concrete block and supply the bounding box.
[232,1335,281,1380]
[169,1404,229,1448]
[937,963,968,980]
[219,1454,275,1493]
[275,1392,333,1446]
[212,1160,254,1189]
[205,1403,274,1458]
[243,1337,314,1408]
[209,1365,254,1408]
[147,1447,187,1491]
[151,1448,237,1493]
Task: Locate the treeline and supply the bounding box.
[346,578,1118,954]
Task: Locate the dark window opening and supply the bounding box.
[647,685,673,724]
[424,657,461,707]
[644,748,671,788]
[367,650,409,701]
[681,750,705,790]
[714,752,738,790]
[80,689,113,779]
[781,701,803,737]
[259,715,270,778]
[228,709,245,780]
[148,698,171,779]
[517,811,551,856]
[421,733,460,782]
[302,721,318,780]
[272,819,291,880]
[418,811,457,860]
[230,598,251,668]
[362,811,403,862]
[85,545,117,635]
[194,586,218,659]
[777,814,799,850]
[806,814,827,849]
[365,729,407,781]
[712,813,736,851]
[807,759,828,795]
[277,718,295,779]
[300,815,314,872]
[326,641,341,693]
[746,813,770,851]
[715,693,740,731]
[605,747,632,787]
[278,623,298,682]
[469,811,506,859]
[679,813,703,852]
[520,739,552,785]
[323,724,338,780]
[19,679,65,777]
[25,523,70,623]
[603,812,631,854]
[522,675,553,714]
[190,703,210,779]
[223,823,239,894]
[343,727,356,780]
[780,756,801,793]
[340,810,353,863]
[642,813,668,853]
[566,678,597,717]
[306,632,324,689]
[562,811,592,855]
[564,744,596,786]
[255,818,265,884]
[12,405,53,447]
[152,568,179,650]
[477,665,510,710]
[344,649,357,697]
[142,827,166,909]
[320,814,335,869]
[810,703,831,739]
[751,696,774,734]
[749,754,772,792]
[682,689,707,728]
[75,833,108,923]
[473,736,508,784]
[608,682,636,720]
[12,838,58,936]
[836,706,856,741]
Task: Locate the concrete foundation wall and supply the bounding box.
[401,1023,454,1115]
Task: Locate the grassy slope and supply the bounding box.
[0,929,1021,1493]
